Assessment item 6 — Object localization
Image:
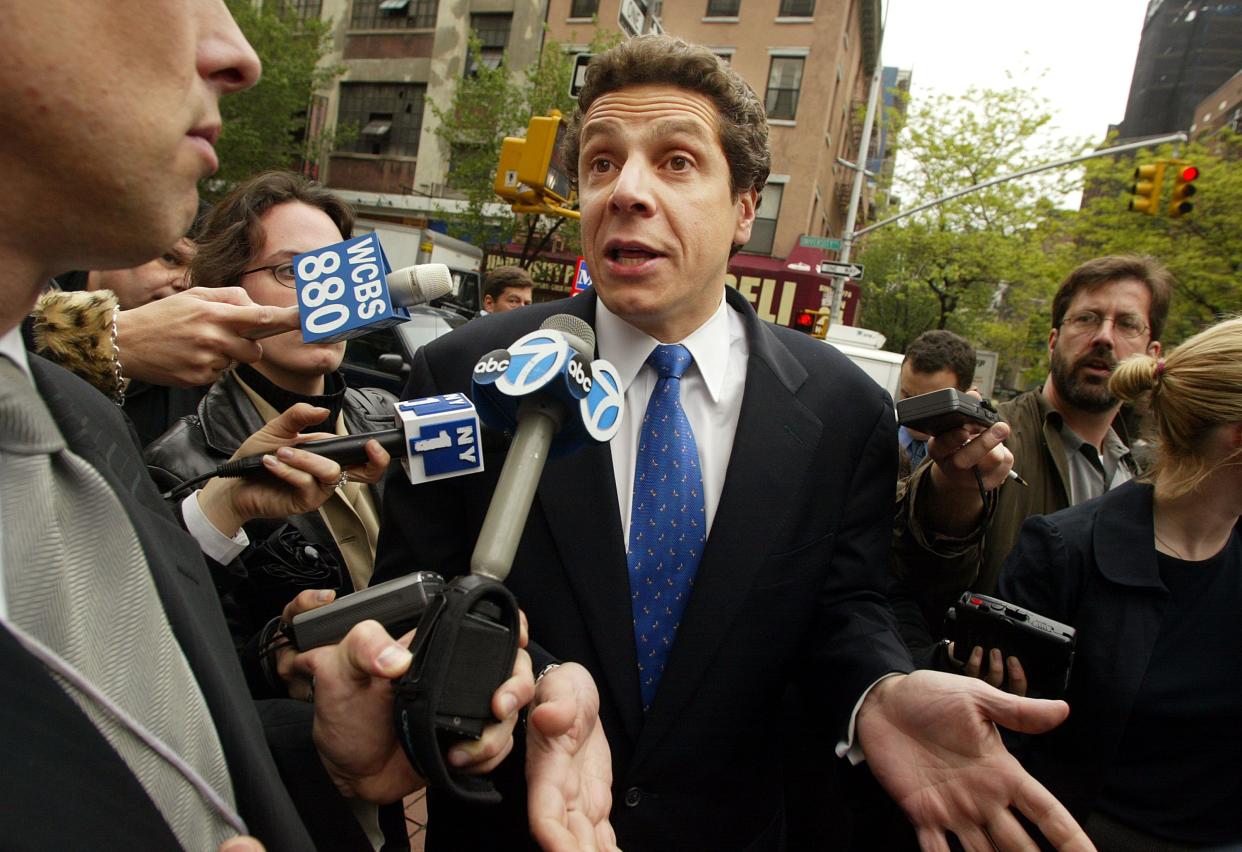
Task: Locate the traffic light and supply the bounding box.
[793,309,817,333]
[1128,161,1164,215]
[1167,164,1199,218]
[793,308,828,337]
[518,111,573,204]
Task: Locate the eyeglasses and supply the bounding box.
[242,261,296,288]
[1061,310,1149,340]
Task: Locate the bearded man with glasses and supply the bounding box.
[891,255,1172,686]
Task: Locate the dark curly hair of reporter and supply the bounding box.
[191,170,354,290]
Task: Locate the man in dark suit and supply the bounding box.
[375,35,1093,851]
[0,1,556,849]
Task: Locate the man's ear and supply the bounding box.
[732,188,758,246]
[1047,327,1059,357]
[1147,339,1162,357]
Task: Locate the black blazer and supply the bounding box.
[373,288,912,851]
[998,480,1184,821]
[0,355,371,851]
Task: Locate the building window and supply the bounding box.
[465,13,512,76]
[765,57,804,120]
[779,0,815,15]
[742,182,783,255]
[336,83,426,157]
[706,0,741,15]
[570,0,599,17]
[350,0,438,30]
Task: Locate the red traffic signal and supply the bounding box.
[794,310,816,332]
[1168,163,1199,218]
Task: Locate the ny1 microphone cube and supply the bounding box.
[294,232,410,344]
[395,394,485,484]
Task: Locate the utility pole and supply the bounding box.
[829,64,882,324]
[828,0,889,324]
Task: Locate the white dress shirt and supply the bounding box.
[595,294,748,542]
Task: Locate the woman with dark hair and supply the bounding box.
[145,171,395,695]
[998,316,1242,850]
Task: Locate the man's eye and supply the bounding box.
[590,158,613,174]
[668,156,690,171]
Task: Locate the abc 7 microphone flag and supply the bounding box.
[294,232,408,343]
[471,327,623,451]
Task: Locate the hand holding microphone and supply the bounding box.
[392,314,623,804]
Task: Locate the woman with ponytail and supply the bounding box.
[997,316,1242,851]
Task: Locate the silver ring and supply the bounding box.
[334,471,349,490]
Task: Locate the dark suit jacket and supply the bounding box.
[373,288,913,851]
[0,355,372,851]
[998,480,1192,821]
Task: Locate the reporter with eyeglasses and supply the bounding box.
[145,172,399,705]
[890,255,1171,688]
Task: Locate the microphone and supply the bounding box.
[292,232,455,344]
[244,263,451,341]
[386,262,453,308]
[387,315,623,804]
[468,314,623,580]
[204,394,486,486]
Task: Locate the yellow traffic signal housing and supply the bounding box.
[1167,163,1199,218]
[1128,162,1164,215]
[494,136,531,202]
[517,111,573,205]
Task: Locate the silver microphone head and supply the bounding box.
[386,263,453,307]
[541,314,594,358]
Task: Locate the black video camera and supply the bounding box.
[896,388,999,436]
[943,592,1076,697]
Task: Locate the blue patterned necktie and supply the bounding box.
[627,344,706,712]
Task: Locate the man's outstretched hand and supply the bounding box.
[526,663,620,852]
[858,670,1094,852]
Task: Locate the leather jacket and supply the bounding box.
[145,371,397,648]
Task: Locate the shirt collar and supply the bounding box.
[0,326,32,381]
[594,292,733,403]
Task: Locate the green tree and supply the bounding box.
[856,78,1087,389]
[1055,130,1242,345]
[432,29,619,258]
[208,0,346,198]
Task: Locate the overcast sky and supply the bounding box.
[882,0,1151,142]
[880,0,1152,203]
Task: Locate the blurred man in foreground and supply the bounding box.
[0,1,602,849]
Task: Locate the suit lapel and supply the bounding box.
[632,291,822,767]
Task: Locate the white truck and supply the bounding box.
[822,324,905,399]
[353,219,484,317]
